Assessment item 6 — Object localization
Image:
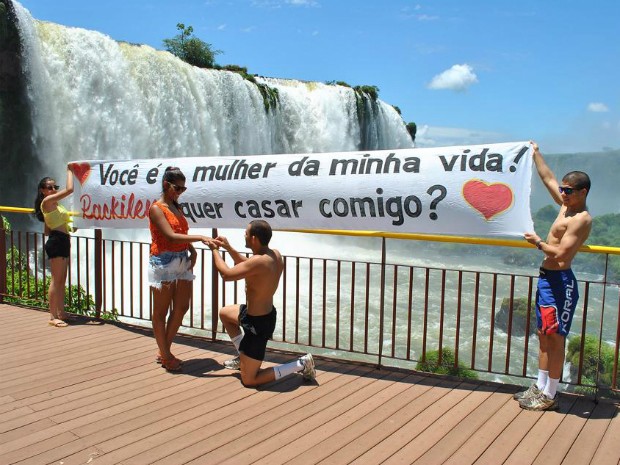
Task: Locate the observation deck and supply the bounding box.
[1,304,618,465]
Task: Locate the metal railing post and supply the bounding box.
[94,228,102,319]
[594,252,611,402]
[377,237,387,368]
[211,228,219,340]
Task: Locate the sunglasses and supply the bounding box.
[44,185,60,191]
[558,186,579,195]
[169,183,187,193]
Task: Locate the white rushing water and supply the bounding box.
[13,1,412,178]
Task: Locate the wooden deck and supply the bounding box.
[1,303,618,465]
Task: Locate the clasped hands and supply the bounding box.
[202,236,230,252]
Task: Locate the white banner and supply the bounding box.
[69,141,534,236]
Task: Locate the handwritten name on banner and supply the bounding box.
[69,141,534,237]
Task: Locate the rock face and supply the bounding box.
[0,0,39,217]
[494,296,537,337]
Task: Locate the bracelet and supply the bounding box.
[535,240,545,250]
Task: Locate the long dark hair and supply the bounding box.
[34,177,54,222]
[162,166,186,209]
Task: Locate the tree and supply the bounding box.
[163,23,221,68]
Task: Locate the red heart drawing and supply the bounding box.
[462,179,513,220]
[70,162,91,185]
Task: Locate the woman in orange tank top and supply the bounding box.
[149,167,212,372]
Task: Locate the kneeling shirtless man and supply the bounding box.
[207,220,315,387]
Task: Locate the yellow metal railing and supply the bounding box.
[285,229,620,255]
[2,205,620,255]
[0,206,81,216]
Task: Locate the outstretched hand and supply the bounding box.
[524,232,541,246]
[202,238,218,250]
[214,235,231,250]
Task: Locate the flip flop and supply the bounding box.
[48,319,69,327]
[161,356,182,372]
[156,354,182,365]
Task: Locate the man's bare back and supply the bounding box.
[244,249,284,316]
[207,221,284,316]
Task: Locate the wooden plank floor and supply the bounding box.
[1,303,618,465]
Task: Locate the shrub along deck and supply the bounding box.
[0,303,618,465]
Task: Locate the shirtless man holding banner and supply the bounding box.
[515,141,592,411]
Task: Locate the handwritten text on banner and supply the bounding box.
[69,141,534,237]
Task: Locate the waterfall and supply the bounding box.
[10,1,412,180]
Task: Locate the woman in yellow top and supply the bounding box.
[149,167,212,372]
[34,167,74,327]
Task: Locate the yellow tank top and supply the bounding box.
[43,204,73,233]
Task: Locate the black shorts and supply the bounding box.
[239,304,277,361]
[44,230,71,259]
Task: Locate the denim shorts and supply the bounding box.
[148,250,195,289]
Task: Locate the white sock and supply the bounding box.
[231,333,244,353]
[544,377,560,399]
[273,359,304,380]
[536,370,549,390]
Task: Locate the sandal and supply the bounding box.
[48,319,69,327]
[161,356,182,372]
[59,312,78,321]
[156,353,182,365]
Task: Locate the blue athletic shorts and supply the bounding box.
[535,267,579,336]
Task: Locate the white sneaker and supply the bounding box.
[223,356,240,370]
[513,384,541,401]
[519,392,560,411]
[300,353,316,381]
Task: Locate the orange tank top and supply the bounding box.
[149,201,190,256]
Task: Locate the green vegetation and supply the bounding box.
[220,64,254,81]
[256,83,279,112]
[2,218,116,320]
[406,122,417,142]
[162,23,282,112]
[163,23,221,68]
[161,26,401,119]
[217,64,279,112]
[325,80,352,88]
[495,296,536,336]
[416,348,478,379]
[353,85,379,101]
[566,335,618,395]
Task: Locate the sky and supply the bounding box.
[15,0,620,154]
